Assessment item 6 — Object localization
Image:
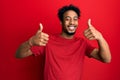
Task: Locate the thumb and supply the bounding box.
[39,23,43,32]
[88,19,92,28]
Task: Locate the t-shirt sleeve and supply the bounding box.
[85,41,96,58]
[30,46,45,56]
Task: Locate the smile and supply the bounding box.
[68,26,76,31]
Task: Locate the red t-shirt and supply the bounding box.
[31,34,95,80]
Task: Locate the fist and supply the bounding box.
[84,19,103,40]
[29,23,49,46]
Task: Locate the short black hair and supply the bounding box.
[58,4,81,22]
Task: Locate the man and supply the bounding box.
[16,4,111,80]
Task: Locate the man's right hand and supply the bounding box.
[29,23,49,46]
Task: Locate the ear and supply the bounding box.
[60,22,62,24]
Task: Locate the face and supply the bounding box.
[61,10,79,35]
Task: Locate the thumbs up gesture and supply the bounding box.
[29,23,49,46]
[84,19,103,40]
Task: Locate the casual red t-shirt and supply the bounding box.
[31,34,95,80]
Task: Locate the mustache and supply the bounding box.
[68,25,76,27]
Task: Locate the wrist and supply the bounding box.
[96,33,104,41]
[28,37,33,47]
[97,36,105,43]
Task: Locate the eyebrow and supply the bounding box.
[64,16,78,18]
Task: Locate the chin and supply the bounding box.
[66,32,75,35]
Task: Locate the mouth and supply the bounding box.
[67,25,76,31]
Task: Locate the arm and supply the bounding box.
[84,19,111,63]
[16,23,49,58]
[90,37,111,63]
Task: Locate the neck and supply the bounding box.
[60,32,74,39]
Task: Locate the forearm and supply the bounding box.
[97,37,111,63]
[16,40,33,58]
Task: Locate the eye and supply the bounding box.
[74,17,78,21]
[65,18,70,21]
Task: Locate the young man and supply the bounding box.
[16,4,111,80]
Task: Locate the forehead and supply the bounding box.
[63,10,78,17]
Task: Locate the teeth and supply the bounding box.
[69,26,75,30]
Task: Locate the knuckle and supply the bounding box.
[84,33,86,36]
[39,42,42,46]
[40,38,43,42]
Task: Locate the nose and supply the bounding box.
[70,19,74,25]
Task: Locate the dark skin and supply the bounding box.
[16,10,111,63]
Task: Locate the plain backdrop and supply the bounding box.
[0,0,120,80]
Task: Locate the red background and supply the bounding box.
[0,0,120,80]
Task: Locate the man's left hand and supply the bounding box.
[84,19,103,41]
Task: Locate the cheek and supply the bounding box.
[75,22,78,27]
[75,21,78,25]
[63,21,69,26]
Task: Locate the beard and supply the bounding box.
[64,29,76,35]
[62,24,77,36]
